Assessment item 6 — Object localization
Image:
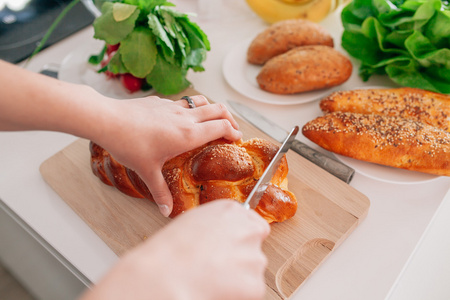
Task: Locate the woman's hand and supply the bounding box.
[0,60,242,216]
[80,200,270,300]
[94,95,242,216]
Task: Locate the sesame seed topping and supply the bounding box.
[303,112,450,155]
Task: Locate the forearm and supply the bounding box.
[0,60,110,141]
[1,60,244,215]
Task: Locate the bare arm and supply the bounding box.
[80,200,270,300]
[1,60,270,300]
[0,60,110,137]
[0,60,242,216]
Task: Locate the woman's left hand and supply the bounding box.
[94,95,242,216]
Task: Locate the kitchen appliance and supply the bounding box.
[0,0,95,63]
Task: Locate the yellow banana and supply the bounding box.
[278,0,314,4]
[245,0,337,24]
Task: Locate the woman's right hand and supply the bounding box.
[80,200,271,300]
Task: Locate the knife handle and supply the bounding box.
[290,140,355,183]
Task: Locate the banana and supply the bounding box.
[279,0,314,4]
[245,0,336,24]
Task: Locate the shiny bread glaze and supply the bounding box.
[90,138,297,223]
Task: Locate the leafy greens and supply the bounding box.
[341,0,450,94]
[89,0,210,95]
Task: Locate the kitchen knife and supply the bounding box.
[243,126,299,210]
[228,101,355,184]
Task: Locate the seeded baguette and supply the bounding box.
[302,112,450,176]
[320,87,450,132]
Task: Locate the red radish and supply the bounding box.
[120,73,144,93]
[106,44,120,56]
[102,43,144,93]
[101,50,118,79]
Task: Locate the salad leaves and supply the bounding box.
[89,0,210,95]
[341,0,450,94]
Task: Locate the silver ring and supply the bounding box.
[181,96,196,109]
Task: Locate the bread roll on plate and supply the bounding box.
[320,87,450,132]
[302,112,450,176]
[247,19,334,65]
[257,45,352,95]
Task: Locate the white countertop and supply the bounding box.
[1,1,449,299]
[386,187,450,300]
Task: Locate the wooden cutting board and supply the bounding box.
[40,88,370,299]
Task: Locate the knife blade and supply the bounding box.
[243,126,299,210]
[228,101,355,184]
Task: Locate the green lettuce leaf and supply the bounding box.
[88,46,107,65]
[93,2,140,45]
[341,0,450,94]
[120,27,157,78]
[148,13,174,52]
[146,53,190,95]
[122,0,171,11]
[405,30,450,67]
[91,0,209,95]
[107,49,129,74]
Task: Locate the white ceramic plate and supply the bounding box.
[58,40,154,99]
[222,38,336,105]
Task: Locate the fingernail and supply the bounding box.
[158,204,171,217]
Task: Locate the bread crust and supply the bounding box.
[90,138,297,223]
[247,19,334,65]
[302,112,450,176]
[320,87,450,132]
[257,45,352,94]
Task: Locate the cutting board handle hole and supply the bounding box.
[275,238,335,299]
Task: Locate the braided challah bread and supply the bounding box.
[89,138,297,223]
